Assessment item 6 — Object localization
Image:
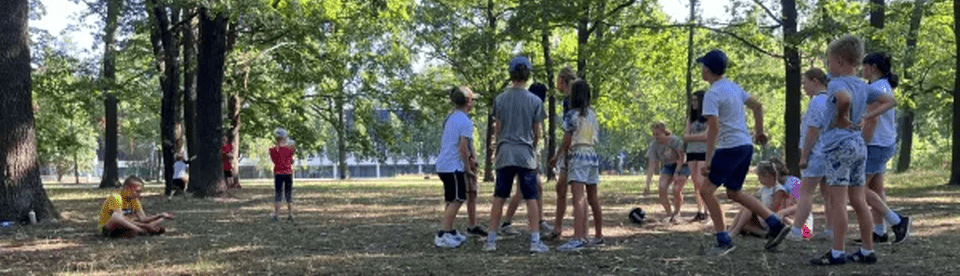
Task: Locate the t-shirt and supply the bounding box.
[221,144,233,171]
[98,192,142,230]
[647,135,684,165]
[868,78,897,147]
[702,78,753,149]
[818,76,885,150]
[435,110,473,173]
[562,108,599,149]
[173,160,188,180]
[800,92,828,152]
[269,146,295,175]
[758,184,788,209]
[686,118,707,153]
[493,87,547,169]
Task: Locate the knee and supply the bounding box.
[726,190,740,201]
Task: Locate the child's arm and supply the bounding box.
[770,190,788,212]
[645,157,658,189]
[549,132,573,169]
[833,92,854,129]
[863,95,897,122]
[683,119,706,142]
[745,97,768,145]
[458,136,473,175]
[703,116,719,176]
[673,146,685,178]
[532,122,541,150]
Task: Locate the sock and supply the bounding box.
[488,232,498,243]
[885,211,902,225]
[716,232,732,245]
[860,248,874,256]
[791,226,803,236]
[530,233,540,243]
[831,249,845,259]
[874,225,886,236]
[765,215,783,230]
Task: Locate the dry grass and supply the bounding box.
[2,171,959,275]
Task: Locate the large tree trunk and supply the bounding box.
[99,0,121,188]
[897,0,925,173]
[337,94,347,179]
[950,0,960,185]
[0,0,59,223]
[151,2,181,196]
[189,8,228,197]
[183,11,198,159]
[227,89,241,187]
[577,18,588,77]
[685,0,696,100]
[782,0,802,175]
[542,31,556,181]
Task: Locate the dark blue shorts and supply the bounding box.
[274,174,293,203]
[708,145,754,192]
[495,166,538,200]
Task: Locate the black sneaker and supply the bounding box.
[466,226,488,236]
[846,250,878,264]
[891,216,910,244]
[765,223,790,250]
[853,232,889,244]
[809,252,846,266]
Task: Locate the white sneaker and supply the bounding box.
[434,233,461,248]
[499,223,521,236]
[452,230,467,243]
[539,221,554,236]
[557,239,586,251]
[483,241,497,252]
[530,240,549,253]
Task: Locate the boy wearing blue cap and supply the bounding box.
[695,49,790,256]
[484,56,549,253]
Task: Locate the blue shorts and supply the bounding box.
[274,174,293,203]
[823,138,867,187]
[567,148,600,185]
[661,163,691,176]
[708,145,753,192]
[865,145,895,175]
[495,166,538,200]
[800,152,826,178]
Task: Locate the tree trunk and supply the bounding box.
[227,89,241,187]
[782,0,802,175]
[151,2,181,197]
[685,0,696,100]
[74,153,79,184]
[481,0,497,182]
[337,94,347,179]
[183,12,198,159]
[0,0,60,223]
[189,8,228,197]
[870,0,885,29]
[542,31,556,181]
[99,0,121,189]
[577,18,589,77]
[950,0,960,185]
[483,103,495,182]
[897,0,925,173]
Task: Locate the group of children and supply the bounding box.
[434,35,912,265]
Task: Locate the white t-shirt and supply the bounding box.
[173,160,188,180]
[435,110,473,173]
[702,78,753,149]
[758,184,788,208]
[868,79,897,147]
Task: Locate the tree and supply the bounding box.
[0,0,59,223]
[189,7,228,197]
[99,0,122,188]
[896,0,926,173]
[950,0,960,186]
[149,0,182,196]
[782,0,801,175]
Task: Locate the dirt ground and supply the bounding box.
[2,170,959,275]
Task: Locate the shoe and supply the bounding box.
[541,231,561,241]
[467,226,488,236]
[499,222,521,236]
[891,216,910,244]
[809,251,846,265]
[853,232,888,244]
[453,230,467,242]
[846,250,878,264]
[689,212,707,222]
[765,224,791,250]
[530,240,549,253]
[557,239,586,251]
[434,233,462,248]
[539,221,554,236]
[586,238,605,247]
[707,243,736,256]
[483,241,497,252]
[786,230,804,241]
[287,214,295,222]
[271,214,279,222]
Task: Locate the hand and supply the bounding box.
[700,164,711,177]
[799,157,808,169]
[161,212,175,219]
[834,116,854,129]
[549,156,557,169]
[754,131,769,146]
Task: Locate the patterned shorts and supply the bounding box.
[823,138,867,187]
[567,148,599,185]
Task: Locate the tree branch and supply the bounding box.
[587,0,637,35]
[618,23,784,59]
[751,0,782,24]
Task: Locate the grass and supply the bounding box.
[2,170,959,275]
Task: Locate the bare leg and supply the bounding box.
[672,176,688,219]
[586,185,602,239]
[849,186,874,251]
[442,202,464,231]
[570,182,587,239]
[866,174,886,232]
[793,177,821,230]
[727,190,774,219]
[487,197,507,234]
[553,171,569,234]
[467,191,478,226]
[700,182,725,232]
[728,208,752,235]
[690,162,706,214]
[504,191,522,224]
[827,186,849,252]
[658,175,673,220]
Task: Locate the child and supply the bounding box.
[803,35,897,265]
[729,159,791,238]
[168,153,193,200]
[501,83,552,238]
[764,158,814,238]
[788,68,834,241]
[434,86,478,248]
[544,66,579,241]
[551,79,601,251]
[859,52,909,244]
[683,90,709,222]
[484,56,549,253]
[645,122,689,223]
[269,128,296,222]
[695,49,789,256]
[98,176,174,238]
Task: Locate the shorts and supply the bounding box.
[707,145,753,192]
[223,170,233,178]
[823,137,866,187]
[661,163,691,176]
[567,149,600,185]
[101,227,126,238]
[554,150,567,171]
[686,152,706,162]
[865,145,895,175]
[495,166,538,200]
[274,174,293,203]
[438,172,467,202]
[800,152,826,178]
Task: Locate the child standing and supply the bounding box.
[683,90,709,222]
[544,66,579,241]
[803,35,897,265]
[168,153,192,200]
[501,83,553,238]
[484,56,549,253]
[645,122,689,223]
[434,86,478,248]
[552,80,601,251]
[788,68,834,241]
[269,128,296,222]
[695,49,789,256]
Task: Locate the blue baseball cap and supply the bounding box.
[696,49,728,76]
[509,56,532,73]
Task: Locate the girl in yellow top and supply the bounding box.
[98,176,174,238]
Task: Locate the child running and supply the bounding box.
[803,35,898,265]
[434,86,478,248]
[645,122,689,223]
[683,90,709,222]
[485,56,549,253]
[269,128,296,222]
[695,49,790,256]
[551,79,601,251]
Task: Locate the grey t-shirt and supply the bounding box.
[686,119,707,153]
[818,75,884,150]
[493,87,547,169]
[647,135,684,165]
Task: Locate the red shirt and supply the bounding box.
[269,146,295,175]
[221,144,233,171]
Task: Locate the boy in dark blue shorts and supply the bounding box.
[696,49,790,256]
